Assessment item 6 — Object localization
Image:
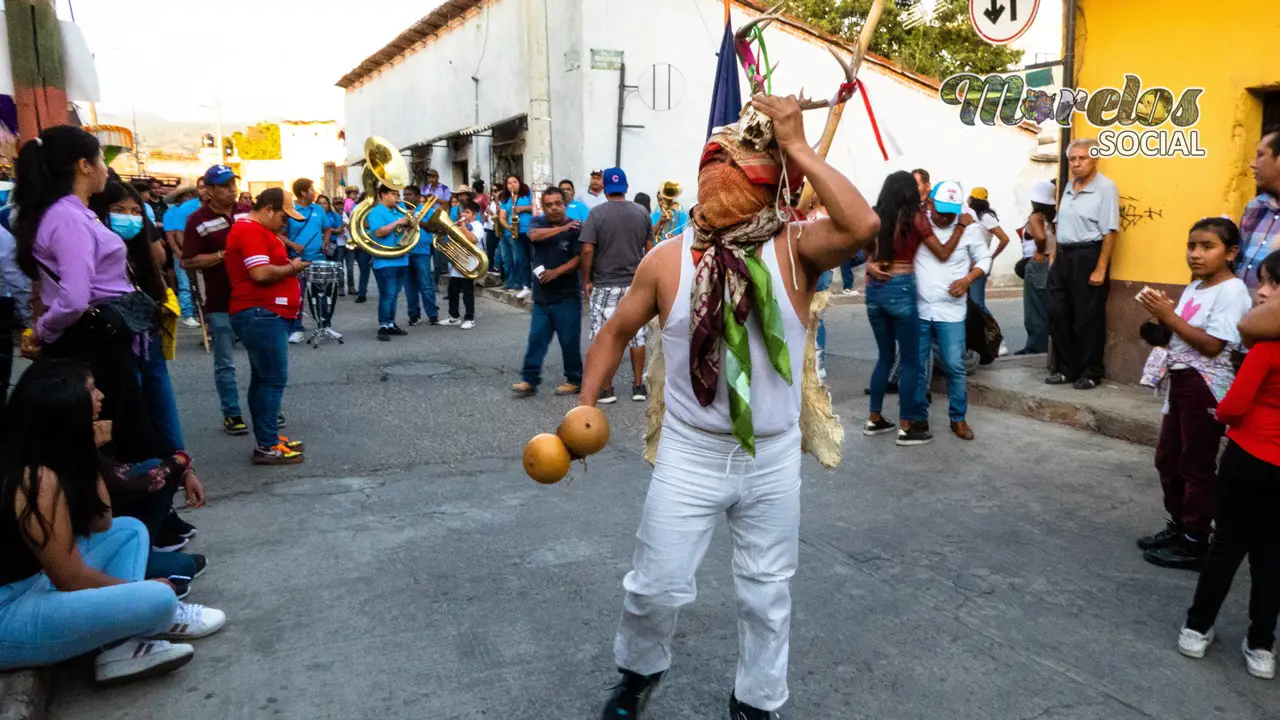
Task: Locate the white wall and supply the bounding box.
[342,0,529,170]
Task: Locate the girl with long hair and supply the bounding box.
[862,171,932,445]
[13,126,159,464]
[498,175,534,295]
[0,361,225,683]
[964,189,1011,317]
[1018,181,1057,354]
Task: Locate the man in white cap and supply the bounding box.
[915,180,991,441]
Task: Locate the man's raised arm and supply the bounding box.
[578,246,666,406]
[749,95,879,275]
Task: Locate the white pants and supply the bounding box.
[615,413,802,711]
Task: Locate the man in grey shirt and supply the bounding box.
[1046,138,1120,390]
[581,167,654,404]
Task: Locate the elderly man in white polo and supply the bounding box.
[1046,137,1120,390]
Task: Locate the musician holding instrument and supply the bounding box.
[366,185,412,341]
[649,181,690,244]
[401,185,440,327]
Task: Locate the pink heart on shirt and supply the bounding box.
[1179,297,1203,322]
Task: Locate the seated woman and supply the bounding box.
[0,360,226,684]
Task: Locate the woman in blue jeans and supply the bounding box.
[498,175,534,295]
[0,361,226,683]
[863,172,937,446]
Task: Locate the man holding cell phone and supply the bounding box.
[511,186,584,397]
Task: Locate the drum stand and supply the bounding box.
[304,278,343,349]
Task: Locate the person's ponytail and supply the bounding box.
[13,125,102,279]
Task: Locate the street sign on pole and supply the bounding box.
[969,0,1041,45]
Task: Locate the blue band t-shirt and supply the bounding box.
[365,203,410,269]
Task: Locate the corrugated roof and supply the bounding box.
[335,0,485,89]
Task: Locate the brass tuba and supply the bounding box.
[348,137,489,279]
[654,181,682,242]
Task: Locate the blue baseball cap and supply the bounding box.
[202,165,239,186]
[602,167,628,195]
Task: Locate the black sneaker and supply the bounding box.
[170,576,191,600]
[164,511,197,540]
[408,316,423,327]
[632,384,648,402]
[277,412,287,429]
[896,422,934,447]
[863,418,896,436]
[151,529,190,553]
[222,416,249,436]
[728,692,778,719]
[1137,523,1180,551]
[1144,536,1208,571]
[377,327,392,341]
[428,317,439,326]
[1045,373,1071,385]
[355,295,368,303]
[598,387,617,404]
[600,669,663,719]
[188,553,208,580]
[1073,377,1100,390]
[389,325,409,336]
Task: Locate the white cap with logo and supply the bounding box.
[930,180,965,214]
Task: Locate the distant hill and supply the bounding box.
[95,110,279,156]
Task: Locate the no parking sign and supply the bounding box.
[968,0,1041,45]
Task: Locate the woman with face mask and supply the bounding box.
[88,178,208,556]
[13,127,160,466]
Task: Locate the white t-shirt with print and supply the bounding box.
[1167,277,1253,367]
[446,220,486,279]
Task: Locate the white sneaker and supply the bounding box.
[180,317,201,329]
[1244,639,1276,679]
[323,327,343,340]
[1178,626,1214,658]
[94,638,194,685]
[460,320,475,330]
[516,287,532,300]
[287,331,305,344]
[441,317,461,326]
[841,288,857,296]
[149,602,227,641]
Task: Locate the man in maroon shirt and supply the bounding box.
[183,165,254,435]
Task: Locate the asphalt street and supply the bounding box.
[43,289,1278,719]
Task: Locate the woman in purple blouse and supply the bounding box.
[13,126,159,463]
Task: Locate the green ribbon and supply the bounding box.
[724,250,793,455]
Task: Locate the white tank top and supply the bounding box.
[663,229,807,436]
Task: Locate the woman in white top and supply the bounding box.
[965,188,1011,314]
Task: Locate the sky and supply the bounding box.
[61,0,1062,125]
[59,0,441,123]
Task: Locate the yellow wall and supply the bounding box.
[1075,0,1280,285]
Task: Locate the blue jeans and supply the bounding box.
[919,319,968,423]
[175,263,195,318]
[229,307,291,449]
[968,274,989,314]
[137,331,185,456]
[374,266,407,327]
[506,233,531,289]
[816,271,832,365]
[355,250,372,297]
[206,312,242,418]
[840,260,855,292]
[0,517,177,670]
[522,297,583,386]
[866,274,925,422]
[406,252,438,321]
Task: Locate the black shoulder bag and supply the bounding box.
[38,259,160,339]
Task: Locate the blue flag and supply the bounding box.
[706,22,742,139]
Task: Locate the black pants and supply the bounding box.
[448,277,475,321]
[0,297,14,408]
[1047,243,1108,381]
[1186,441,1280,649]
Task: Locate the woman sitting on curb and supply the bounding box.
[0,361,226,684]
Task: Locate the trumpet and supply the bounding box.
[348,137,489,279]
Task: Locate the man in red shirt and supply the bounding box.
[183,165,254,435]
[224,188,308,465]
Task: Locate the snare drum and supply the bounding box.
[305,260,343,286]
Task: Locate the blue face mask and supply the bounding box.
[109,213,143,240]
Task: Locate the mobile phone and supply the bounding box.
[1135,286,1154,301]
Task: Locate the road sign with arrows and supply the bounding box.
[969,0,1041,45]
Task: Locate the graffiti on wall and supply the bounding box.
[1118,195,1164,232]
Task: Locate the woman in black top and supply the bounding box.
[0,361,226,683]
